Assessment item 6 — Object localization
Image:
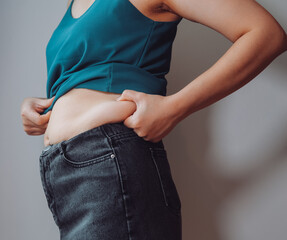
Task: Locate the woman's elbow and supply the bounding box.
[281,32,287,53]
[251,14,286,54]
[267,23,287,54]
[275,26,287,53]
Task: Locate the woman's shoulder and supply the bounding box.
[67,0,72,9]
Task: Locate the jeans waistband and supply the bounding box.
[40,121,156,157]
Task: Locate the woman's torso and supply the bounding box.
[43,0,182,146]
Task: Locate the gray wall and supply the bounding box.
[1,0,286,239]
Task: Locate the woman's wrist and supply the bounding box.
[165,92,190,124]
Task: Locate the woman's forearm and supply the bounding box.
[169,25,287,122]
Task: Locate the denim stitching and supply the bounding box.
[100,125,132,240]
[46,157,62,227]
[39,156,52,212]
[149,147,169,207]
[40,143,61,157]
[104,129,138,139]
[62,152,114,168]
[149,147,182,217]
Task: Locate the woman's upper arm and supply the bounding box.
[164,0,286,43]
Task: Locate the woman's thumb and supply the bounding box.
[40,110,52,122]
[38,96,55,108]
[116,90,138,102]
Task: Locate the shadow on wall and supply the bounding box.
[164,8,287,240]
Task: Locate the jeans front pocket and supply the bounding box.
[59,141,115,168]
[149,147,182,216]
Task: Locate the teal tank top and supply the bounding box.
[42,0,182,114]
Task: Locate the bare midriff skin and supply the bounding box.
[43,0,182,147]
[43,89,137,146]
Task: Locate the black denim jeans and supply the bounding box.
[39,121,182,240]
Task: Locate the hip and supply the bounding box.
[39,121,182,239]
